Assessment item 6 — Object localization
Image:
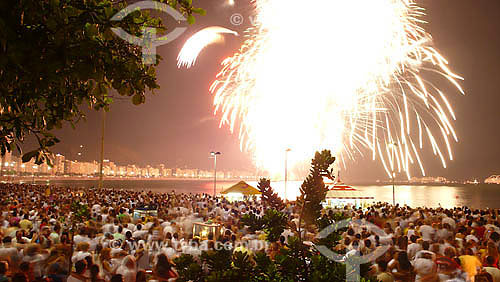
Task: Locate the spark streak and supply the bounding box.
[177,26,238,69]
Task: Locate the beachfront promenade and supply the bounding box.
[0,183,500,281]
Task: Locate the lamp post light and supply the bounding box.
[210,151,221,197]
[389,142,398,206]
[77,145,84,159]
[32,165,38,184]
[284,148,291,201]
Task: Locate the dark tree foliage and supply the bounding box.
[241,209,288,242]
[261,209,288,242]
[298,150,336,228]
[315,211,349,250]
[274,236,311,280]
[174,245,376,282]
[0,0,204,164]
[70,200,90,223]
[241,212,264,232]
[173,254,204,282]
[258,178,285,211]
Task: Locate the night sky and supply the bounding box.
[46,0,500,181]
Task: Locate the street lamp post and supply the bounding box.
[98,111,106,189]
[389,143,398,206]
[32,165,38,184]
[284,148,291,201]
[210,151,221,197]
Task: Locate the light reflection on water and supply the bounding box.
[260,181,492,209]
[45,179,499,209]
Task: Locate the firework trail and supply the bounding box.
[209,0,464,179]
[177,26,238,69]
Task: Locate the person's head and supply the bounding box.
[431,243,440,254]
[487,241,498,256]
[422,240,430,251]
[475,272,493,282]
[490,232,500,242]
[155,253,173,276]
[485,255,496,266]
[19,261,31,274]
[100,248,111,260]
[47,263,62,275]
[77,242,90,252]
[11,273,27,282]
[397,251,412,270]
[352,240,359,249]
[397,236,408,249]
[136,270,147,282]
[110,274,123,282]
[364,239,372,248]
[377,259,388,272]
[60,232,69,244]
[75,260,87,274]
[84,255,93,267]
[2,236,11,245]
[0,261,8,275]
[90,264,100,279]
[444,247,457,258]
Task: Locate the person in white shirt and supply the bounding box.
[67,260,88,282]
[442,216,456,230]
[412,252,437,282]
[133,224,148,240]
[72,242,92,264]
[419,223,435,242]
[115,255,137,282]
[22,244,48,279]
[407,235,423,260]
[465,230,479,243]
[0,237,21,268]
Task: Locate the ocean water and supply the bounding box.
[37,179,500,209]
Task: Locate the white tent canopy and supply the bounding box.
[323,184,374,208]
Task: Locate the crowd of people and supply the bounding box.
[338,203,500,282]
[0,183,499,282]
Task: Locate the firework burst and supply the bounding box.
[209,0,464,179]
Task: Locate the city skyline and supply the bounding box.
[1,150,497,184]
[0,151,256,180]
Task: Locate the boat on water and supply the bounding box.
[485,175,500,184]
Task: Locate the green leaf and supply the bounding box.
[132,94,143,105]
[187,14,195,25]
[22,150,38,163]
[192,8,206,16]
[85,23,98,37]
[50,0,60,8]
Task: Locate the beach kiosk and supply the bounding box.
[193,221,222,240]
[133,204,158,220]
[323,182,374,209]
[220,181,261,202]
